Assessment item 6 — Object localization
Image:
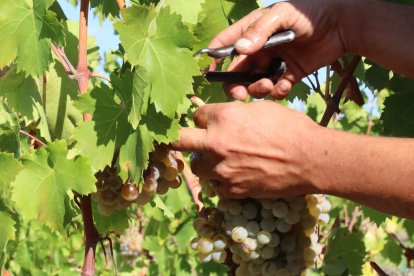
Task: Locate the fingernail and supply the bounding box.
[235,38,253,51]
[278,82,289,95]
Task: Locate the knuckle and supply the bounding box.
[214,163,234,180]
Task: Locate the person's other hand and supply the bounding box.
[172,101,322,199]
[209,0,352,100]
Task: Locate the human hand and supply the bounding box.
[172,101,322,199]
[209,0,352,100]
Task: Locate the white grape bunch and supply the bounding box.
[191,181,331,275]
[92,144,184,216]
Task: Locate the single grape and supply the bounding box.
[260,208,273,218]
[198,237,214,254]
[121,183,139,201]
[211,250,227,263]
[231,226,248,243]
[162,167,178,181]
[151,144,169,160]
[319,198,332,213]
[284,210,301,225]
[212,234,227,250]
[205,184,216,198]
[99,189,119,205]
[272,201,289,218]
[156,178,170,195]
[276,219,292,233]
[168,176,182,189]
[246,221,260,237]
[142,176,157,193]
[242,237,258,252]
[107,175,123,190]
[228,201,243,216]
[135,191,152,205]
[199,252,212,263]
[242,202,258,220]
[260,218,277,232]
[257,230,272,245]
[259,246,276,259]
[190,237,199,250]
[235,264,249,276]
[268,232,280,247]
[176,158,184,173]
[318,213,330,225]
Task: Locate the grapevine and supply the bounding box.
[0,0,413,275]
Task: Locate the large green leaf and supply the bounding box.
[0,0,64,76]
[114,5,199,118]
[323,228,366,275]
[11,140,96,232]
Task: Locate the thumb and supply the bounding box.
[234,7,286,55]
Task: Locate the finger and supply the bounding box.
[224,83,249,101]
[193,103,222,128]
[208,9,267,49]
[234,3,292,55]
[247,78,274,99]
[190,153,221,179]
[171,128,208,152]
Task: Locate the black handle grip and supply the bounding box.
[205,59,286,85]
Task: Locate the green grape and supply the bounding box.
[257,230,272,245]
[231,226,248,243]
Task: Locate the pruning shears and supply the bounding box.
[194,30,296,85]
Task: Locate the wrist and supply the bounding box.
[304,125,337,195]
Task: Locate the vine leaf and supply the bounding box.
[110,68,151,130]
[0,0,64,76]
[114,5,199,118]
[72,120,115,172]
[0,212,15,266]
[118,124,153,185]
[0,69,51,141]
[11,140,96,232]
[323,228,366,275]
[0,153,22,195]
[152,195,174,220]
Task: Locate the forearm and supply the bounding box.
[308,127,414,219]
[340,0,414,77]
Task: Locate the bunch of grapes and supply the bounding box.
[119,224,144,257]
[191,183,331,275]
[92,144,184,216]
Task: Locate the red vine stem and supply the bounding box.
[75,1,100,275]
[319,56,361,127]
[19,130,47,147]
[115,0,125,9]
[175,151,204,214]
